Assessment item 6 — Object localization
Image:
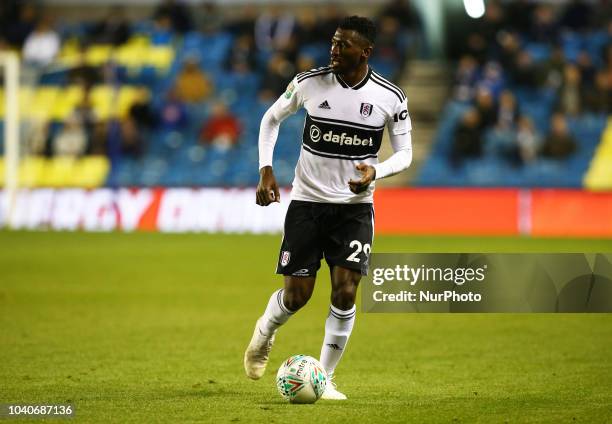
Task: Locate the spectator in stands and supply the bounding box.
[279,33,301,65]
[509,50,539,88]
[254,7,296,53]
[373,16,403,78]
[129,88,156,131]
[151,14,173,45]
[73,92,97,154]
[479,61,505,98]
[24,118,51,156]
[529,5,559,44]
[53,114,88,157]
[22,15,60,67]
[451,108,483,167]
[90,6,131,46]
[515,115,541,165]
[454,55,480,101]
[174,57,213,103]
[474,87,497,130]
[497,31,521,71]
[489,90,520,165]
[120,118,144,158]
[199,101,242,151]
[316,4,345,45]
[495,90,519,132]
[604,43,612,84]
[89,121,108,156]
[68,45,102,91]
[295,54,315,74]
[378,0,420,32]
[117,88,154,158]
[153,0,193,34]
[474,1,506,53]
[193,2,222,34]
[584,71,612,114]
[541,113,577,159]
[225,33,257,73]
[294,9,320,46]
[537,44,566,89]
[159,89,188,133]
[576,50,596,87]
[555,63,584,116]
[259,53,294,101]
[464,32,488,66]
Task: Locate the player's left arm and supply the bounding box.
[374,97,413,178]
[348,99,413,193]
[372,131,413,179]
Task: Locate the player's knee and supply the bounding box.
[283,284,313,311]
[283,291,309,311]
[331,283,358,310]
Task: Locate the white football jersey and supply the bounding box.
[277,66,411,204]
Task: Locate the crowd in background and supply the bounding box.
[0,0,420,163]
[4,0,610,187]
[449,0,611,168]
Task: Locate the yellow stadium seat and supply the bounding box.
[56,38,82,67]
[73,156,110,187]
[128,35,151,47]
[584,119,612,190]
[19,156,47,187]
[147,46,174,71]
[27,87,60,120]
[115,44,145,69]
[116,87,138,118]
[17,87,36,119]
[51,85,84,120]
[44,156,78,187]
[91,85,113,120]
[86,45,113,66]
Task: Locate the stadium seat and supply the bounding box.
[584,119,612,190]
[44,156,78,187]
[73,156,111,187]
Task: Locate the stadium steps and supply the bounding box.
[377,60,450,187]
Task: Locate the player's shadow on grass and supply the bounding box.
[257,400,344,408]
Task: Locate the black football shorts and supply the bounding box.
[276,200,374,277]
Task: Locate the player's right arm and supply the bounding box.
[256,77,304,206]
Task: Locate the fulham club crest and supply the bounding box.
[280,251,291,267]
[360,102,373,117]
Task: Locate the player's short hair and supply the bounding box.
[338,16,377,45]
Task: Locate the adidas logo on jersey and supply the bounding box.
[318,100,331,109]
[309,124,373,147]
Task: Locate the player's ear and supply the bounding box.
[362,45,373,60]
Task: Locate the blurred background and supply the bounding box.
[0,0,610,237]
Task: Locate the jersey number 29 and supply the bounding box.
[347,240,371,263]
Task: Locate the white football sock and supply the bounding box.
[260,289,294,336]
[320,304,356,376]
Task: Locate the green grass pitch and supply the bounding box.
[0,231,611,423]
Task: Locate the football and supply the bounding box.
[276,355,328,404]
